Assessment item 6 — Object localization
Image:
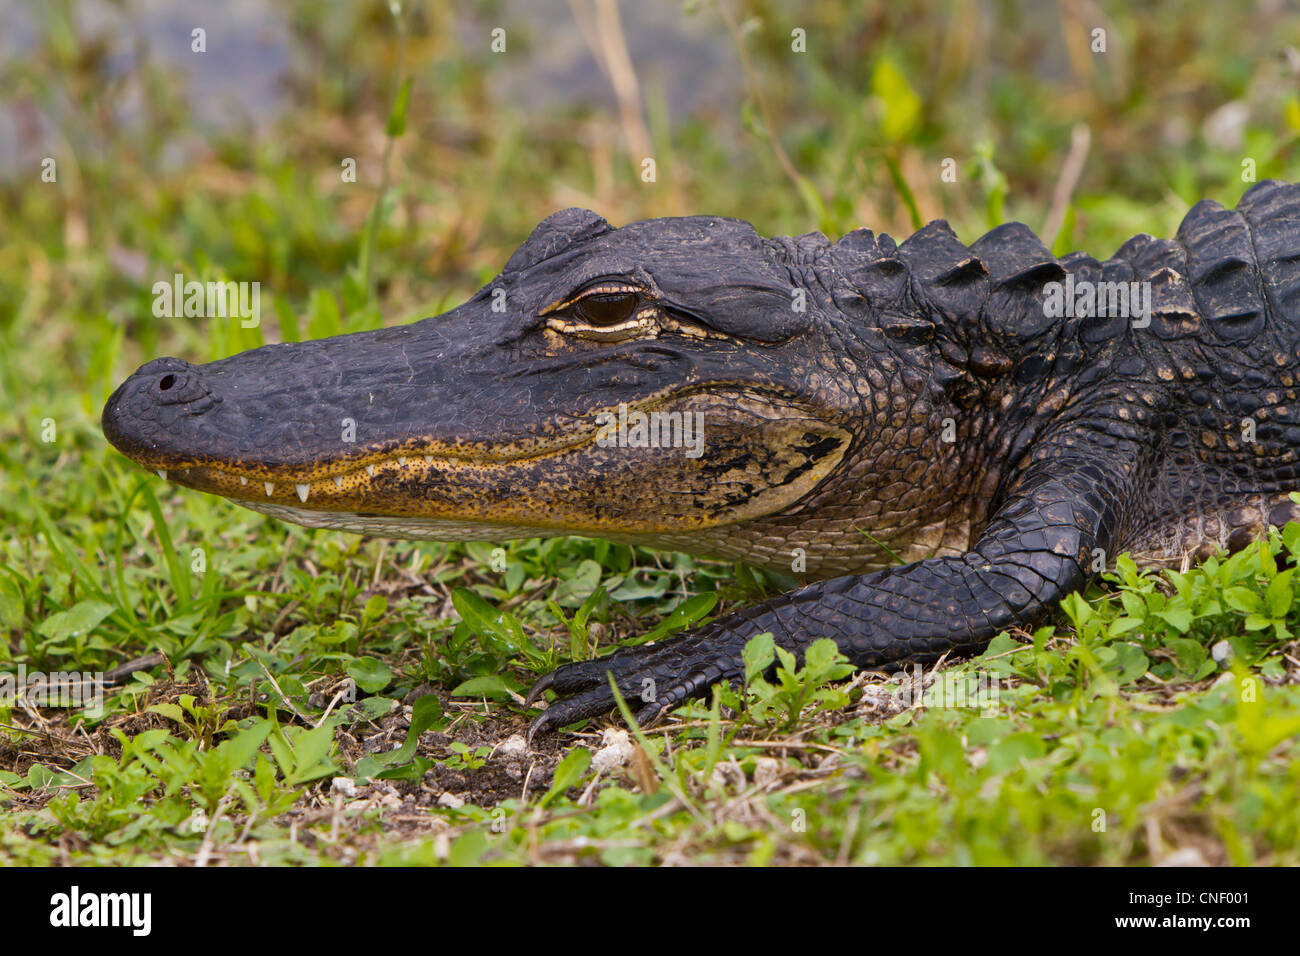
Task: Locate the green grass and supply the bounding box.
[2,0,1299,865]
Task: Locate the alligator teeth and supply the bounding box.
[365,465,376,476]
[156,470,167,480]
[334,476,344,489]
[264,482,274,496]
[239,476,248,485]
[295,483,310,503]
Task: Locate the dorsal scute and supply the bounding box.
[970,222,1062,291]
[1059,254,1124,347]
[827,228,909,313]
[964,222,1062,343]
[896,220,989,334]
[1113,233,1187,276]
[896,219,971,282]
[1175,198,1267,342]
[1105,234,1198,341]
[833,227,884,259]
[1236,179,1300,331]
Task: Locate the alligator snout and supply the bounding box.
[101,356,221,461]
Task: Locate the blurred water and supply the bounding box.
[462,0,736,118]
[0,0,739,179]
[0,0,291,176]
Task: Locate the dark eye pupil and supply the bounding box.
[575,292,638,326]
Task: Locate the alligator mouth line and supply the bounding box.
[138,383,820,513]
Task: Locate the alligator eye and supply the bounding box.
[540,283,654,340]
[573,291,639,327]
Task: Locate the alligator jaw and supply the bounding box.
[107,374,852,541]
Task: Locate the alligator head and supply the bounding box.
[102,209,892,566]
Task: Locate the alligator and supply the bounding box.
[102,179,1300,742]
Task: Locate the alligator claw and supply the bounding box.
[523,632,750,746]
[526,684,621,746]
[633,700,670,728]
[523,671,554,707]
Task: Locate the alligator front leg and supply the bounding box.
[526,440,1141,742]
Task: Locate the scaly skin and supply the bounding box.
[102,180,1300,742]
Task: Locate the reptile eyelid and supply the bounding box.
[539,281,645,317]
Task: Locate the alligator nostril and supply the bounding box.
[159,374,176,391]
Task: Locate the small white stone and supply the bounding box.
[331,777,358,798]
[437,792,465,809]
[495,734,528,761]
[591,728,635,774]
[1211,640,1233,664]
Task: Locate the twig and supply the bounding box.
[568,0,654,169]
[1043,123,1091,246]
[256,658,311,726]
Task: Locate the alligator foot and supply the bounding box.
[524,632,748,745]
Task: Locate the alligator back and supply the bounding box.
[879,179,1300,568]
